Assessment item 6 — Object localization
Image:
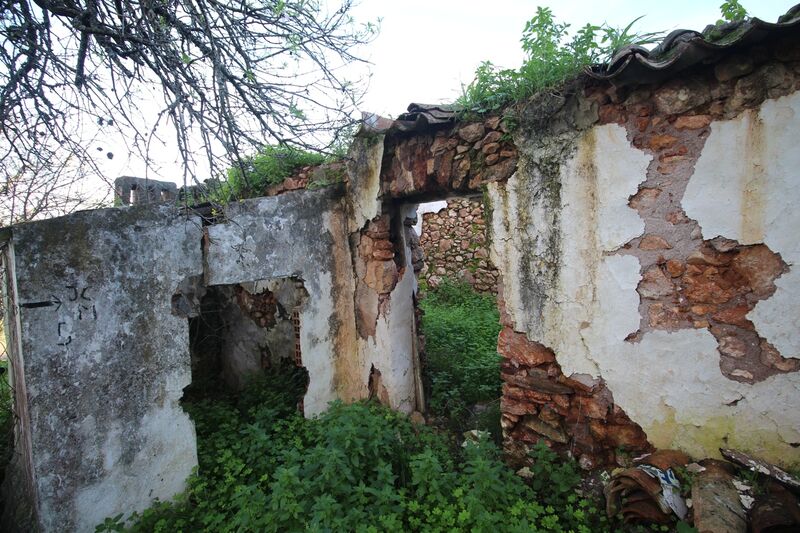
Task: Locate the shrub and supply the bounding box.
[217,145,326,201]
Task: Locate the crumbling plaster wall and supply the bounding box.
[204,187,360,416]
[210,279,306,390]
[3,150,426,531]
[348,135,423,413]
[202,170,422,416]
[3,205,203,532]
[489,62,800,465]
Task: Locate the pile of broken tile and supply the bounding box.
[602,448,800,532]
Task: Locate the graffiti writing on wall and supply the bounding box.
[20,284,98,346]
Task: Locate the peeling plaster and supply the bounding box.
[749,272,800,357]
[683,92,800,259]
[493,115,800,463]
[7,205,202,531]
[356,204,421,413]
[346,135,385,233]
[684,91,800,360]
[489,124,650,377]
[205,190,359,416]
[358,266,418,413]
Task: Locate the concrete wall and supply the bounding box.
[3,205,202,532]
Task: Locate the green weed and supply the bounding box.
[456,7,663,114]
[97,365,610,532]
[418,278,502,437]
[215,145,326,201]
[0,358,11,488]
[719,0,748,23]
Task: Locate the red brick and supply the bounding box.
[648,134,678,151]
[498,328,556,366]
[674,115,712,130]
[639,234,672,250]
[712,305,753,328]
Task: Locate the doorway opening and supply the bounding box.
[175,276,309,408]
[412,195,502,442]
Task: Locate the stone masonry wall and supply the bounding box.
[380,116,518,201]
[418,198,499,294]
[490,34,800,469]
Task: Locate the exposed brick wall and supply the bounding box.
[497,287,651,470]
[352,214,401,339]
[497,41,800,467]
[380,117,518,201]
[590,54,800,384]
[417,198,498,294]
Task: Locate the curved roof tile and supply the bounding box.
[588,3,800,86]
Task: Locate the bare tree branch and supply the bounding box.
[0,0,377,200]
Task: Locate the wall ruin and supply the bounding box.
[1,205,202,531]
[3,20,800,533]
[417,197,498,294]
[489,46,800,467]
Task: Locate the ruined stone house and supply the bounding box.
[2,9,800,532]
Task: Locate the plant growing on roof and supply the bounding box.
[719,0,749,23]
[457,8,663,113]
[217,145,326,201]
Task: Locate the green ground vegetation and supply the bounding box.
[96,363,615,532]
[418,278,502,439]
[0,358,11,490]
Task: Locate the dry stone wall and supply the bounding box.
[418,198,498,294]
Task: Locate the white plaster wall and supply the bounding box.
[684,91,800,359]
[205,191,357,418]
[73,406,197,531]
[356,204,421,414]
[358,267,418,413]
[489,125,650,377]
[12,205,202,532]
[491,115,800,463]
[347,135,386,233]
[298,267,338,416]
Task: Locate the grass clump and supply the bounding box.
[418,278,502,437]
[216,145,326,201]
[457,7,662,114]
[97,363,610,532]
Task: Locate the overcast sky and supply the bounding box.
[351,0,794,116]
[97,0,795,185]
